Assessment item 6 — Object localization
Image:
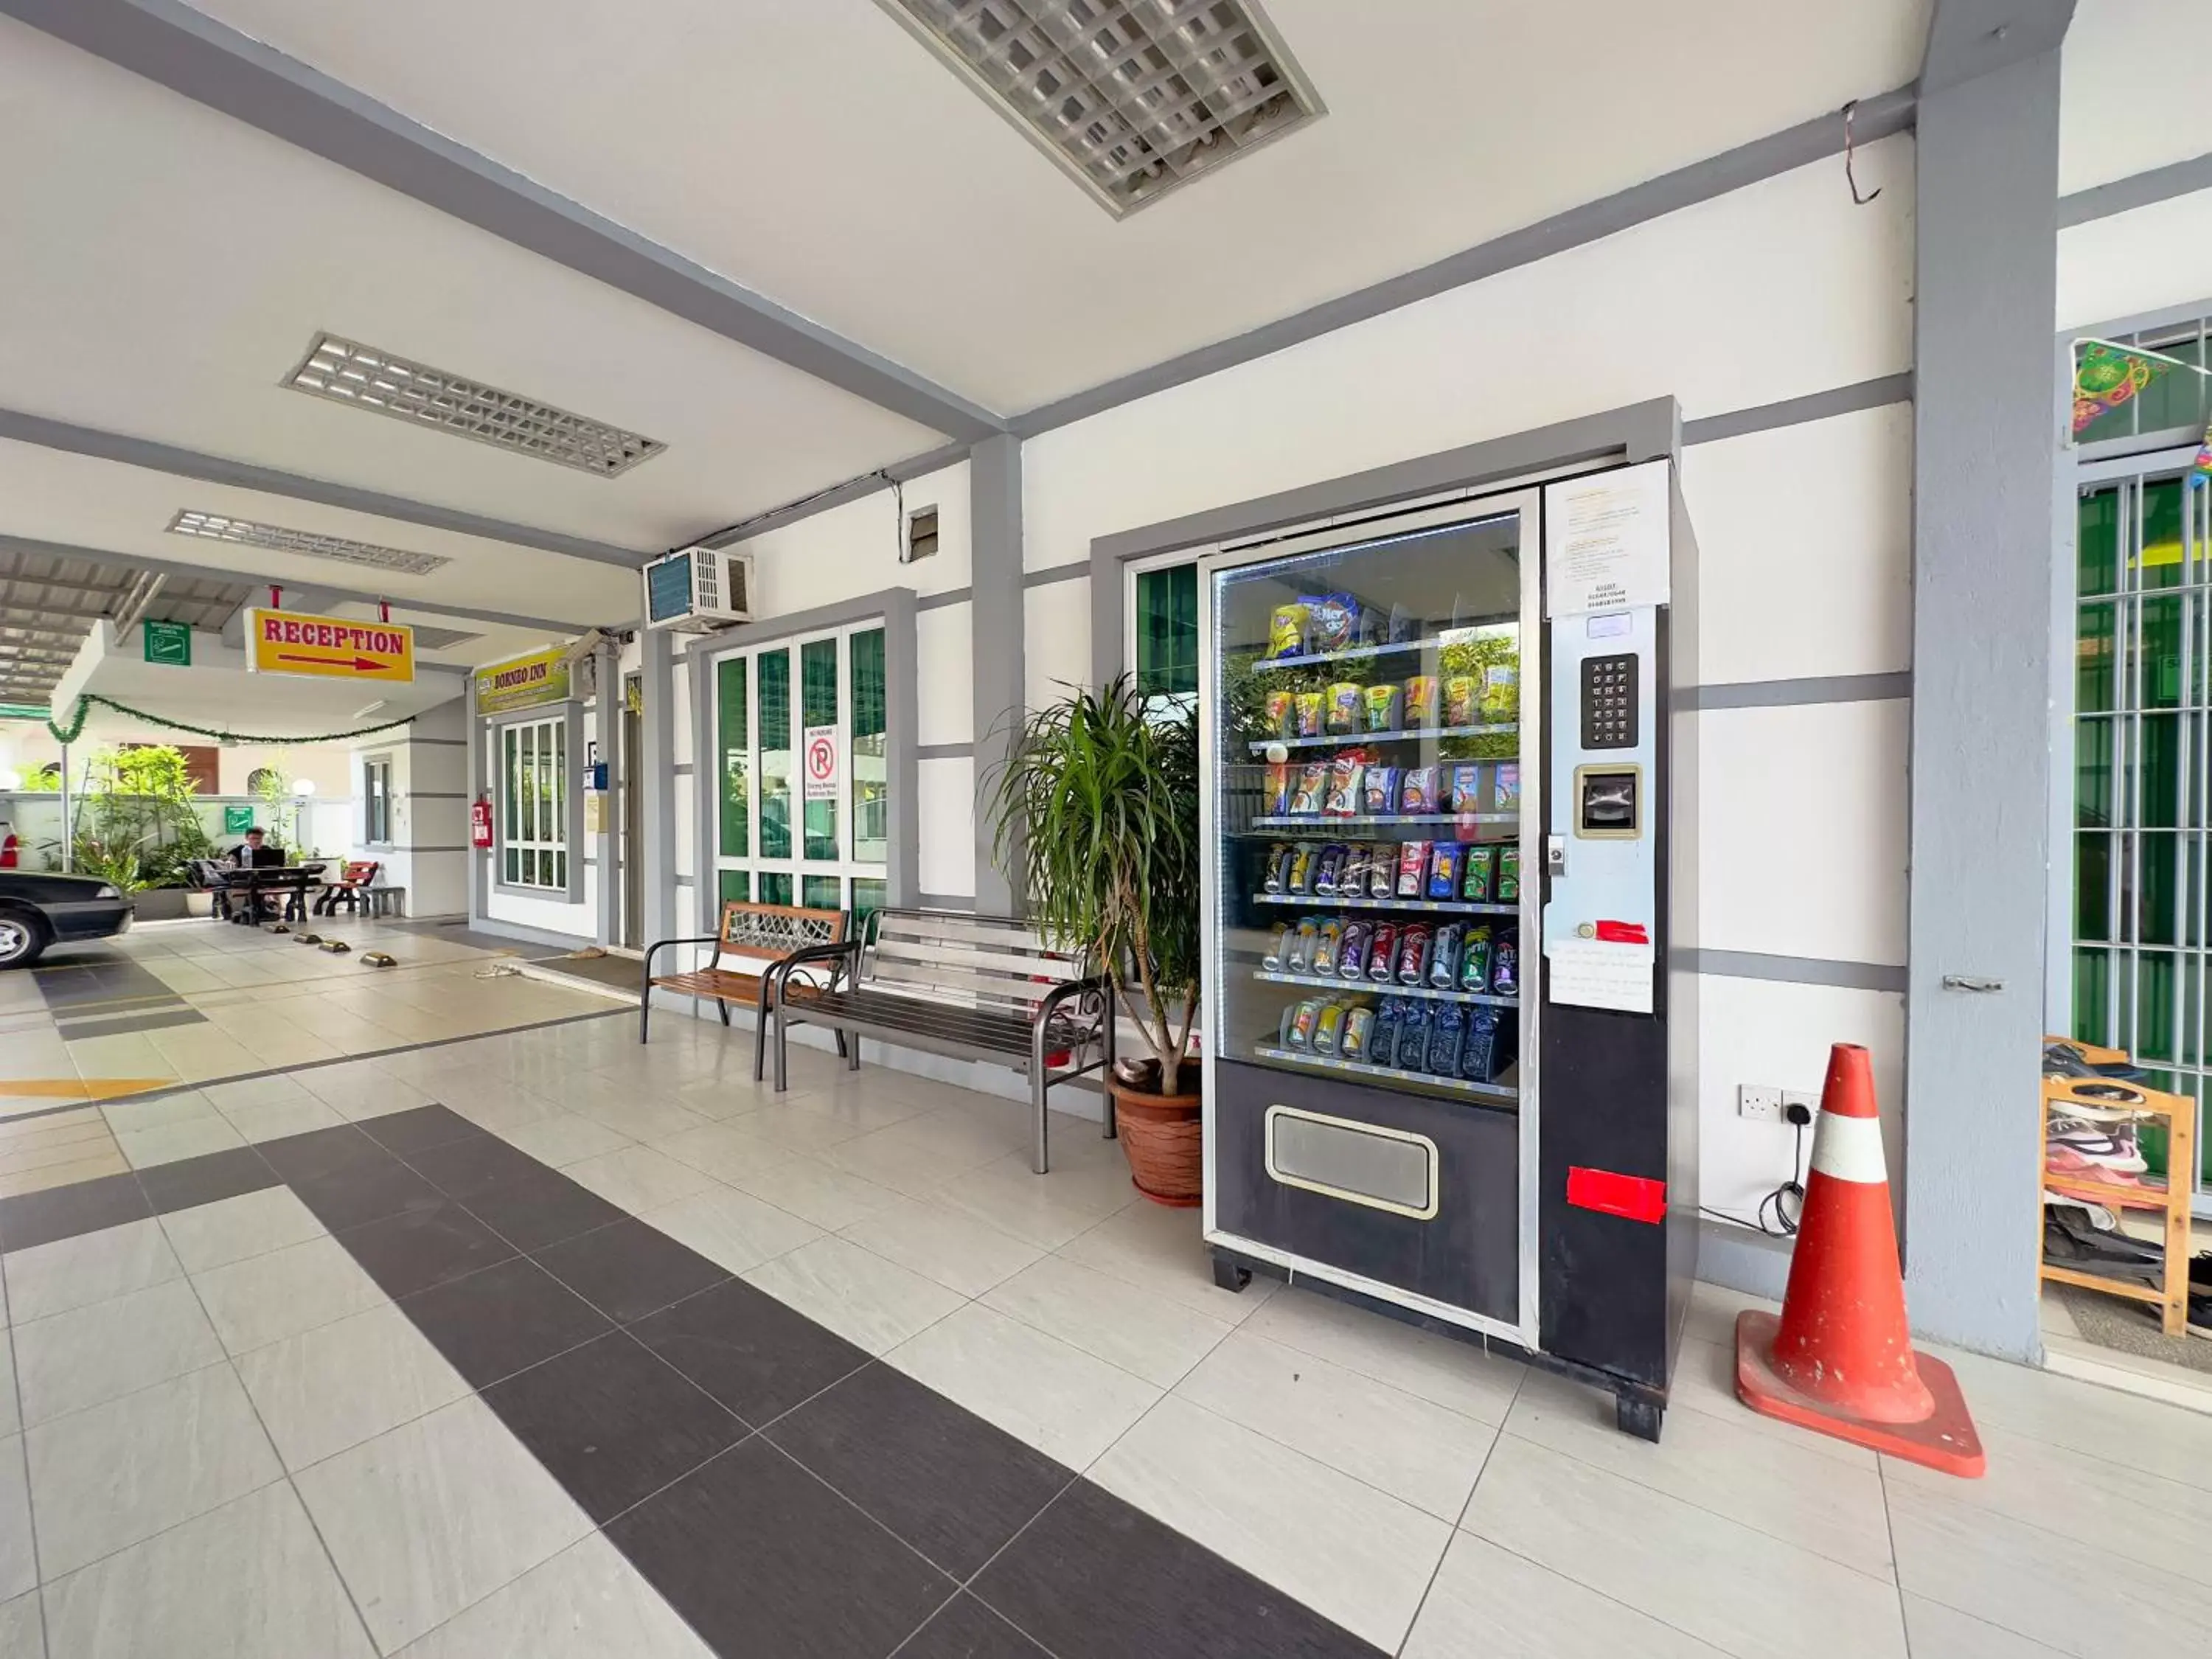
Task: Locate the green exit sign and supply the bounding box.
[143,619,192,667]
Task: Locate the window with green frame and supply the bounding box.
[711,626,890,919]
[758,650,792,860]
[1135,563,1199,704]
[2071,473,2212,1197]
[802,637,838,861]
[717,655,748,858]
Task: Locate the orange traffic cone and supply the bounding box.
[1734,1043,1985,1477]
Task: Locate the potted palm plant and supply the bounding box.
[989,675,1204,1205]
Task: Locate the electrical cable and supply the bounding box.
[1703,1108,1810,1238]
[676,466,902,554]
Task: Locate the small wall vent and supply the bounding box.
[904,505,941,563]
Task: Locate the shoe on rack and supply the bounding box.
[2044,1040,2150,1083]
[2047,1117,2151,1174]
[2190,1290,2212,1341]
[2045,1204,2164,1267]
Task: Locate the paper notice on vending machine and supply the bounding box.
[1544,460,1671,619]
[1543,936,1655,1014]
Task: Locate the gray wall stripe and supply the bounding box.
[919,893,978,913]
[917,743,974,761]
[1,0,999,444]
[2058,151,2212,229]
[400,844,469,853]
[699,443,972,549]
[1682,373,1914,446]
[917,588,973,613]
[1023,560,1089,590]
[672,763,694,776]
[1089,398,1678,688]
[407,792,465,800]
[1012,88,1913,437]
[1678,948,1907,992]
[1680,672,1910,710]
[674,874,695,886]
[0,533,599,635]
[0,407,644,568]
[410,737,466,748]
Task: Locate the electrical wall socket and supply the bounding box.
[1737,1085,1784,1123]
[1781,1091,1820,1124]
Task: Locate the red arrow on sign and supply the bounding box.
[276,652,387,671]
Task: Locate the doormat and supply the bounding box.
[2051,1283,2212,1374]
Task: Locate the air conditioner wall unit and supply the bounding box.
[641,546,753,630]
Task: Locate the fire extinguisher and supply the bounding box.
[0,827,17,869]
[470,799,494,850]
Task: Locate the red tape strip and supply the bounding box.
[1566,1166,1667,1225]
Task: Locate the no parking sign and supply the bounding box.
[803,726,841,801]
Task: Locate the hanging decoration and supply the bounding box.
[2071,338,2183,436]
[44,691,417,748]
[2192,420,2212,490]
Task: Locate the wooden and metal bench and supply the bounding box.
[313,860,381,916]
[642,900,847,1080]
[769,908,1113,1174]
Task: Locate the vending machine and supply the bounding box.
[1197,463,1699,1439]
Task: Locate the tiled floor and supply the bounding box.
[0,1011,2202,1657]
[0,918,611,1196]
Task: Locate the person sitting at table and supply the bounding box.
[229,827,286,869]
[227,827,287,919]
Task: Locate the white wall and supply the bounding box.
[696,460,981,905]
[1006,136,1915,1226]
[352,696,468,919]
[684,136,1920,1219]
[2057,188,2212,331]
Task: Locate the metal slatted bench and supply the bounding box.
[769,908,1113,1174]
[643,900,848,1080]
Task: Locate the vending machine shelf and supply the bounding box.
[1253,969,1517,1007]
[1245,723,1517,753]
[1251,893,1515,917]
[1247,634,1461,671]
[1251,813,1516,831]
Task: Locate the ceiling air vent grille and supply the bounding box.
[285,334,667,478]
[167,511,452,577]
[877,0,1321,216]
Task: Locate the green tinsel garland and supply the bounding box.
[43,693,418,748]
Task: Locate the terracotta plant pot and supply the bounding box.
[1107,1074,1203,1208]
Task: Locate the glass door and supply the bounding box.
[1205,509,1534,1107]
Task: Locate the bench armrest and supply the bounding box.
[642,933,723,990]
[1036,973,1111,1023]
[768,938,860,1004]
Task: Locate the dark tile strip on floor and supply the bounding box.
[0,1099,1383,1659]
[30,955,206,1037]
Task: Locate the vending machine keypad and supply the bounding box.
[1581,653,1639,750]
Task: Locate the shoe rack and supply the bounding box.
[2040,1070,2196,1339]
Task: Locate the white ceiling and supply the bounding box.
[184,0,1933,414]
[0,439,639,627]
[0,12,943,566]
[2060,0,2212,195]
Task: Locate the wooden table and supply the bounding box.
[216,863,328,924]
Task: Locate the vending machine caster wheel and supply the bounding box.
[1211,1256,1252,1294]
[1615,1392,1663,1443]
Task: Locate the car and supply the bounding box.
[0,870,136,968]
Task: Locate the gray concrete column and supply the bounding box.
[594,639,620,946]
[1902,42,2065,1360]
[639,619,678,949]
[970,434,1024,916]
